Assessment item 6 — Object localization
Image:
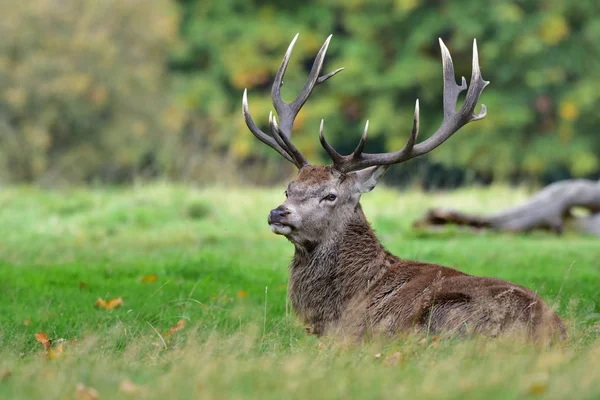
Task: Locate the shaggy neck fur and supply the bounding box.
[288,204,394,334]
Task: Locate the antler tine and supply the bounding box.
[273,35,333,137]
[317,67,344,84]
[411,38,488,153]
[352,120,369,157]
[406,99,420,149]
[319,119,344,164]
[290,35,333,111]
[243,34,342,169]
[242,89,297,165]
[439,38,467,119]
[464,39,489,121]
[322,100,421,173]
[271,33,300,121]
[325,39,488,173]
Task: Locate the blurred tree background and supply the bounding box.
[0,0,599,186]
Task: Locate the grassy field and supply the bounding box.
[0,184,599,399]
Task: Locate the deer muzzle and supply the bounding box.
[268,205,293,235]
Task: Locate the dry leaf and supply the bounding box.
[383,352,403,366]
[75,383,100,400]
[120,379,143,394]
[24,318,31,326]
[35,332,65,359]
[94,297,124,310]
[48,343,64,359]
[140,274,158,284]
[79,281,89,289]
[35,332,52,351]
[528,382,548,395]
[237,290,248,298]
[168,319,186,335]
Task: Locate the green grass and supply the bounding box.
[0,184,599,399]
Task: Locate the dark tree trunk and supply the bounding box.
[414,179,600,236]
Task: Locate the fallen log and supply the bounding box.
[414,179,600,236]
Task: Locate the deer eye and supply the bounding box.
[323,194,337,202]
[284,190,288,198]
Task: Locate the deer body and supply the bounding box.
[243,35,566,341]
[283,167,564,340]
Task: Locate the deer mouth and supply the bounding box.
[268,207,296,236]
[269,222,293,236]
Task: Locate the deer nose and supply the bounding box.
[268,205,290,223]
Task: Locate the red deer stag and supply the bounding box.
[242,34,565,341]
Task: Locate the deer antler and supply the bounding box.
[320,38,489,173]
[243,34,344,169]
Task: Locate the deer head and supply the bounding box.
[243,34,488,246]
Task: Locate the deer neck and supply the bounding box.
[288,204,390,330]
[292,204,383,264]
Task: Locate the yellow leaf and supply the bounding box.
[48,343,63,359]
[140,274,158,284]
[559,102,578,121]
[105,297,124,310]
[237,290,248,299]
[95,297,124,310]
[538,15,569,45]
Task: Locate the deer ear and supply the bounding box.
[351,165,389,194]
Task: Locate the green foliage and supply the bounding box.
[0,185,599,398]
[1,0,599,184]
[0,0,182,183]
[175,0,600,182]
